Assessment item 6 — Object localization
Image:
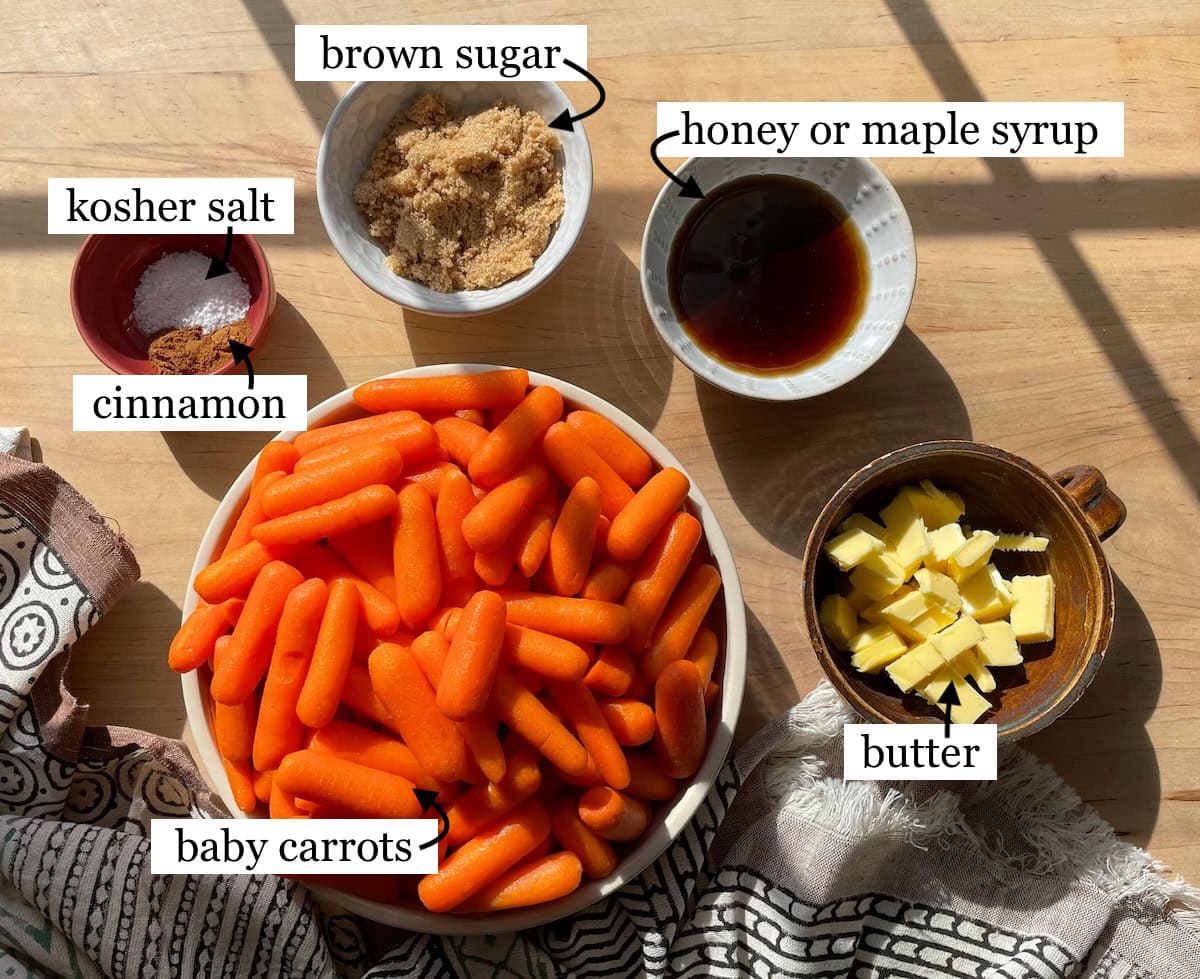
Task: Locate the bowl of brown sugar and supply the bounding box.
[317,82,593,315]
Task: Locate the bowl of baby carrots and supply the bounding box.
[172,364,745,932]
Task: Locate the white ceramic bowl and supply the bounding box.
[640,157,916,401]
[181,364,746,933]
[317,81,593,316]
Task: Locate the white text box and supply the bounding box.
[844,723,997,781]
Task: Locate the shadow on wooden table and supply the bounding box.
[1025,575,1162,847]
[736,605,802,745]
[402,196,675,431]
[161,296,345,498]
[695,326,971,559]
[69,580,186,739]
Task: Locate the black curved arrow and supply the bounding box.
[414,788,450,850]
[206,227,234,279]
[548,59,606,132]
[228,341,255,389]
[650,132,704,199]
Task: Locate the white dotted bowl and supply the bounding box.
[640,157,916,401]
[317,81,593,316]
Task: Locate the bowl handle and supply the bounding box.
[1054,465,1127,541]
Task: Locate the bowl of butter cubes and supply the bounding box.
[802,440,1126,742]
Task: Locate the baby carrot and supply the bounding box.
[222,470,285,556]
[554,802,619,879]
[686,627,720,687]
[580,557,636,604]
[438,591,506,720]
[269,782,309,819]
[222,757,258,814]
[491,671,589,776]
[293,410,419,456]
[252,577,328,771]
[276,749,422,819]
[502,593,631,646]
[368,642,473,783]
[194,539,280,605]
[308,719,443,791]
[541,422,634,520]
[578,787,650,842]
[252,484,397,549]
[354,369,530,414]
[598,698,656,747]
[565,411,653,488]
[458,852,583,912]
[417,798,550,912]
[474,540,517,588]
[643,564,722,682]
[468,385,564,488]
[433,416,489,468]
[623,512,702,652]
[705,681,720,710]
[296,578,360,728]
[393,484,442,630]
[502,624,589,681]
[544,476,602,597]
[462,463,551,553]
[264,444,405,518]
[445,743,542,847]
[252,768,273,805]
[514,491,557,579]
[625,754,678,801]
[585,646,636,697]
[328,521,396,598]
[436,468,480,606]
[212,637,256,763]
[295,419,437,473]
[606,468,690,563]
[340,660,397,732]
[169,598,243,673]
[291,544,401,637]
[254,439,300,481]
[211,560,304,705]
[654,658,707,779]
[401,460,459,501]
[546,679,630,790]
[409,629,449,685]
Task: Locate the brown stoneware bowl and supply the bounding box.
[803,440,1126,743]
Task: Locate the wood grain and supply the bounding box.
[1,0,1197,878]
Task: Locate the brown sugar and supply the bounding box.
[148,319,251,375]
[353,92,565,292]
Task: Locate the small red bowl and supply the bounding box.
[70,233,276,375]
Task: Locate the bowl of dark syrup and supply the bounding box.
[640,158,915,401]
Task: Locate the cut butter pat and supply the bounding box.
[879,494,933,574]
[994,532,1050,553]
[959,564,1014,623]
[976,620,1022,667]
[819,595,858,651]
[849,622,903,653]
[925,522,966,573]
[912,567,962,612]
[1009,574,1055,643]
[823,528,884,571]
[850,631,909,673]
[929,615,986,664]
[849,552,908,601]
[947,530,998,584]
[885,642,945,692]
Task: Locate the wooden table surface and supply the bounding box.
[3,1,1198,877]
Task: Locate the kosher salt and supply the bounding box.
[132,251,250,336]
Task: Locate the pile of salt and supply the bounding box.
[132,251,250,336]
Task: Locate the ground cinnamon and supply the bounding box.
[148,319,251,375]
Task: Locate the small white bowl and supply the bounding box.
[640,157,916,401]
[181,364,746,934]
[317,82,593,316]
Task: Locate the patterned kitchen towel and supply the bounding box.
[1,448,1199,978]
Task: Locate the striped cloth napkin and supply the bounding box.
[1,442,1198,978]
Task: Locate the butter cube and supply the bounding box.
[904,480,967,528]
[839,513,889,539]
[929,615,986,664]
[851,631,909,673]
[925,523,967,573]
[849,552,908,601]
[912,567,962,612]
[975,620,1023,667]
[845,587,874,614]
[947,530,999,584]
[906,605,957,641]
[1010,574,1055,643]
[848,622,902,653]
[823,527,885,571]
[880,494,933,574]
[959,564,1014,623]
[885,641,945,693]
[819,595,858,651]
[918,666,959,706]
[947,677,992,724]
[878,590,931,626]
[993,532,1050,553]
[957,649,996,693]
